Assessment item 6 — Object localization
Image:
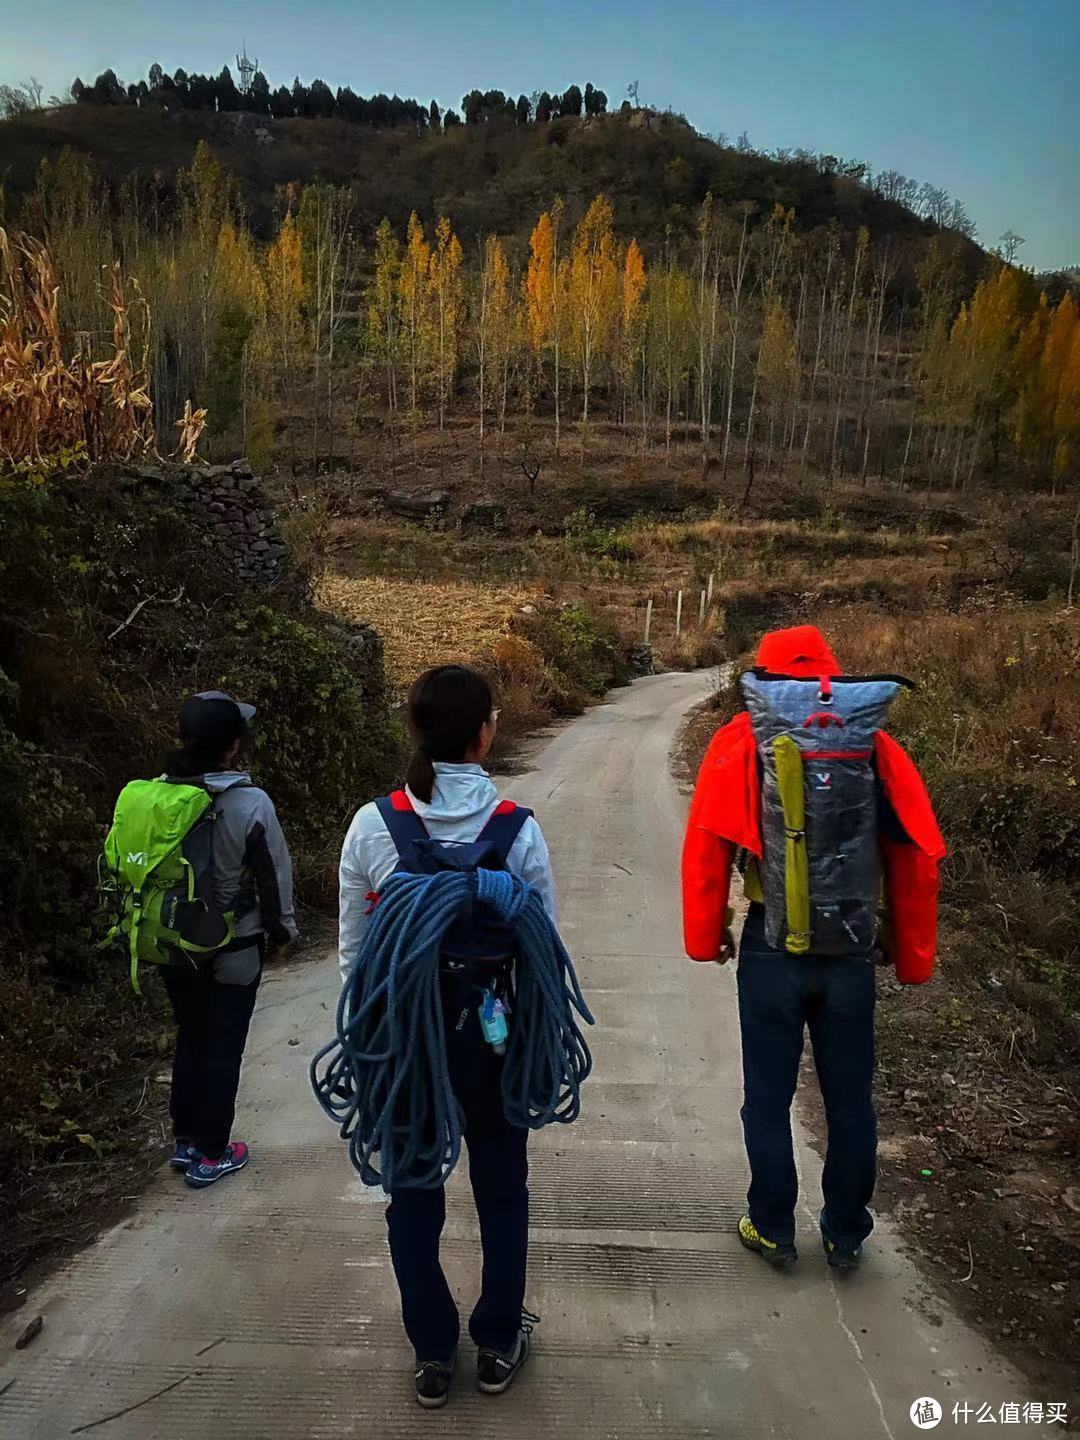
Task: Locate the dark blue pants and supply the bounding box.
[162,961,261,1161]
[386,1004,529,1363]
[737,906,876,1249]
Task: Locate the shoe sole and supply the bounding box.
[478,1337,531,1395]
[415,1393,449,1409]
[185,1156,249,1188]
[738,1231,798,1266]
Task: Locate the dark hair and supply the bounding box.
[162,736,239,778]
[405,665,494,803]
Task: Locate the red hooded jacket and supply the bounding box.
[681,626,945,983]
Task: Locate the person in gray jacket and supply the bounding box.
[162,691,297,1188]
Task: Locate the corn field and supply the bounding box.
[0,227,204,470]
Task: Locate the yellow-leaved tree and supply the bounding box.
[568,194,618,448]
[430,216,463,431]
[523,198,566,451]
[757,301,797,477]
[473,234,513,469]
[947,263,1026,486]
[1041,292,1079,491]
[619,238,647,445]
[398,212,432,421]
[1054,312,1080,491]
[208,216,267,460]
[368,218,400,421]
[648,231,695,460]
[263,208,306,470]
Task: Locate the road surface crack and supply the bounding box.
[70,1374,193,1434]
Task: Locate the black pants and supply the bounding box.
[161,959,261,1161]
[737,905,877,1249]
[386,1000,529,1364]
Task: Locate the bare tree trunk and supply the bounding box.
[721,210,751,481]
[802,242,833,471]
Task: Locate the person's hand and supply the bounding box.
[715,930,736,965]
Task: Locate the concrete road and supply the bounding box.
[2,672,1033,1438]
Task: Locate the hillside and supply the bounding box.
[0,103,979,270]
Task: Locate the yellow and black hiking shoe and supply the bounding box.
[738,1214,798,1265]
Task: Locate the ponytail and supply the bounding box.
[162,737,228,778]
[406,747,438,804]
[405,666,495,804]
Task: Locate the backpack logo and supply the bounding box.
[127,851,149,865]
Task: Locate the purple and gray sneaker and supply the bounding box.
[185,1142,250,1188]
[170,1140,197,1171]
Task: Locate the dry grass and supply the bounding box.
[0,228,155,466]
[315,573,541,689]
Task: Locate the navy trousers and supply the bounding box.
[386,1001,529,1363]
[736,905,877,1248]
[161,960,261,1161]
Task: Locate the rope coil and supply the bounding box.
[311,868,594,1191]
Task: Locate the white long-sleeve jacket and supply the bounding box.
[338,762,557,981]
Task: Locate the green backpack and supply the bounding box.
[102,778,237,992]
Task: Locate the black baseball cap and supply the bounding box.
[179,691,256,747]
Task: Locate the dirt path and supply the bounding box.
[0,673,1035,1437]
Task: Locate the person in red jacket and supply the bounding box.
[682,625,945,1269]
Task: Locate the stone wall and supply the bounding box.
[126,458,287,583]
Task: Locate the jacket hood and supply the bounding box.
[201,771,253,792]
[755,625,841,678]
[406,762,498,823]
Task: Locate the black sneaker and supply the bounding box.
[414,1353,456,1409]
[821,1227,863,1271]
[477,1311,538,1395]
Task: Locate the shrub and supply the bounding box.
[0,470,398,1274]
[520,602,631,704]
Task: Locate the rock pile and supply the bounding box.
[127,459,287,583]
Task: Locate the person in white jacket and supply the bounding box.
[337,665,556,1407]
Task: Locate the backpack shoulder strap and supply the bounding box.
[478,800,534,864]
[375,790,430,856]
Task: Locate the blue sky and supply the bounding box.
[2,0,1076,269]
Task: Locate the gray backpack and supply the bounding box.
[741,669,912,956]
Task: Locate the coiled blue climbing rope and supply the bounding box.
[310,868,594,1192]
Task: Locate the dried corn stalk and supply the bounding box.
[174,400,208,463]
[0,228,202,470]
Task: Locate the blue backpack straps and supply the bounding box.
[376,792,532,868]
[477,801,533,865]
[375,792,430,855]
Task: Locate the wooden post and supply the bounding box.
[706,570,715,612]
[644,597,653,644]
[675,590,683,638]
[699,589,706,626]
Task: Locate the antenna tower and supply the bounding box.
[236,42,258,95]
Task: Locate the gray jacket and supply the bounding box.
[201,772,298,948]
